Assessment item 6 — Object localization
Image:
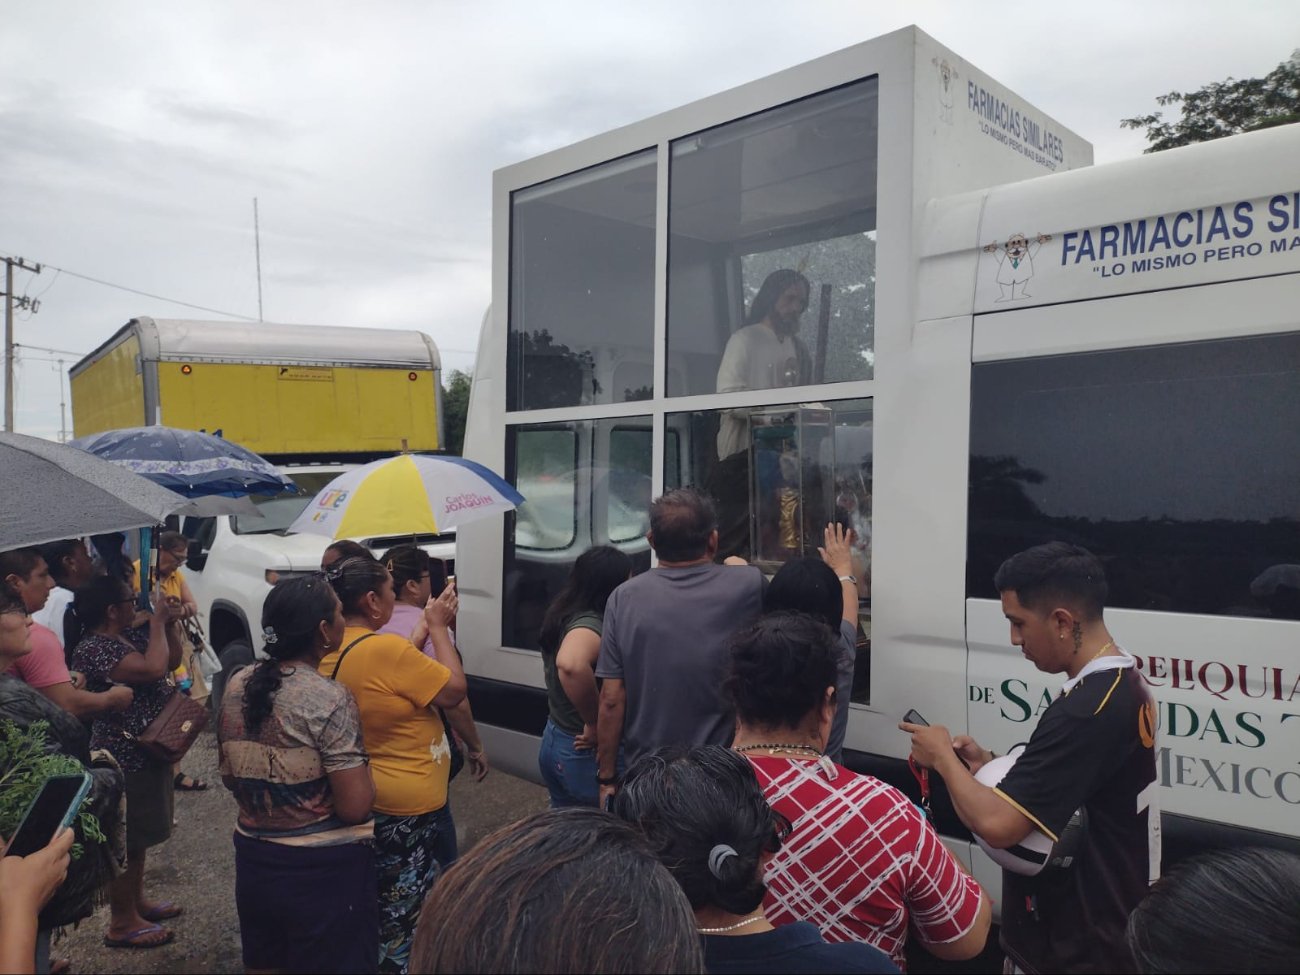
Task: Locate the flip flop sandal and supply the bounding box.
[173,774,208,791]
[141,902,184,922]
[103,924,175,949]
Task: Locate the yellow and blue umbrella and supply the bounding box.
[287,454,524,539]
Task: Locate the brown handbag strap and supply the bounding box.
[329,633,377,681]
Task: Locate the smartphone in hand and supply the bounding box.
[901,710,970,770]
[3,773,92,859]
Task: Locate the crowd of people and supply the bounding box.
[2,489,1299,974]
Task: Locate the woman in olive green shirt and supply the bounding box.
[536,547,631,807]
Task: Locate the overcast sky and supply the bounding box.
[1,1,1296,441]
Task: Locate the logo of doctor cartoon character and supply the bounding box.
[983,232,1052,301]
[932,57,959,124]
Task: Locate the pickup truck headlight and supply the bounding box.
[265,569,321,585]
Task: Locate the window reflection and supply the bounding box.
[968,332,1300,619]
[667,79,878,397]
[508,151,657,411]
[503,419,654,651]
[668,398,873,701]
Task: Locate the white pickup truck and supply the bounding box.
[178,463,456,708]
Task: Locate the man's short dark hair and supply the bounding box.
[725,611,838,730]
[994,542,1108,621]
[0,548,43,586]
[159,530,188,554]
[1127,847,1300,974]
[649,488,717,562]
[411,807,703,974]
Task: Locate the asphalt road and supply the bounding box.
[59,729,549,974]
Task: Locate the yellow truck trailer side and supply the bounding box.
[71,318,443,457]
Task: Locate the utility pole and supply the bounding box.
[57,358,68,443]
[2,256,42,432]
[253,198,264,322]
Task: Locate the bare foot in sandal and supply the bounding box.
[103,923,174,949]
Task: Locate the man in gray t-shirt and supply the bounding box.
[595,488,764,805]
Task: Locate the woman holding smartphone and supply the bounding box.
[322,556,466,975]
[0,591,124,971]
[71,576,184,950]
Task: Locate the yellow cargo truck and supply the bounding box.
[70,317,443,458]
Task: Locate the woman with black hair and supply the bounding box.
[71,574,184,950]
[536,545,632,808]
[613,745,898,974]
[321,556,466,975]
[217,575,377,974]
[727,613,991,971]
[321,539,371,571]
[762,523,859,763]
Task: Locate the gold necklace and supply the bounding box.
[1084,640,1115,665]
[734,742,821,757]
[734,743,837,779]
[698,914,766,934]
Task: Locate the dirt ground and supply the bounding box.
[58,729,549,974]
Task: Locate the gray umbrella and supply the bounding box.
[0,432,186,550]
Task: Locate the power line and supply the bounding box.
[45,264,258,320]
[0,252,258,321]
[14,342,86,357]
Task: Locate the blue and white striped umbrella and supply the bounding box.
[70,426,295,499]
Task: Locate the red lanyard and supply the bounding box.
[908,757,931,818]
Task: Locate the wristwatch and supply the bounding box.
[596,773,620,786]
[837,574,857,584]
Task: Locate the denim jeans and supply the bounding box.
[427,801,458,868]
[538,719,623,808]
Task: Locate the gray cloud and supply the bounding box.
[1,0,1296,439]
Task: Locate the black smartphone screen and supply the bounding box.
[903,708,929,726]
[5,774,86,858]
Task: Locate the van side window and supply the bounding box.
[503,419,654,652]
[968,331,1300,619]
[507,151,657,411]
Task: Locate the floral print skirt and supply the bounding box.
[374,808,447,975]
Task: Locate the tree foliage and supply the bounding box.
[442,368,471,456]
[1121,52,1300,153]
[0,720,104,858]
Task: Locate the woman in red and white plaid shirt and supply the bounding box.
[726,612,992,971]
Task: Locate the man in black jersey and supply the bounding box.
[901,542,1159,974]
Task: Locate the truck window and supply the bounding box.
[968,331,1300,619]
[232,470,345,536]
[666,77,878,398]
[507,150,657,411]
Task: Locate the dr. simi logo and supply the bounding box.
[931,56,959,124]
[983,232,1052,302]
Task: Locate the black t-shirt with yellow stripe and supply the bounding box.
[995,661,1159,974]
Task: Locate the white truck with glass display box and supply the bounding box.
[451,24,1300,882]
